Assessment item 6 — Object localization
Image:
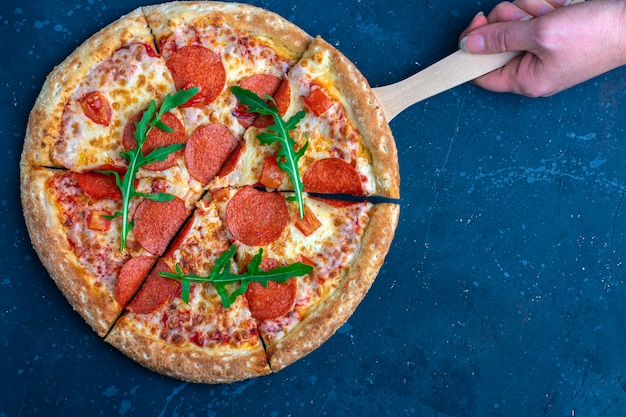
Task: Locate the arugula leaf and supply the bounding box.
[159,244,314,308]
[230,85,308,218]
[104,87,198,251]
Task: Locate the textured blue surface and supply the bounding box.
[2,0,626,416]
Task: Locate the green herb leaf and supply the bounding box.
[159,244,314,308]
[230,85,308,218]
[104,87,198,251]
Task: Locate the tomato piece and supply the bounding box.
[303,88,333,116]
[79,91,112,126]
[259,156,285,189]
[87,210,112,232]
[295,205,322,236]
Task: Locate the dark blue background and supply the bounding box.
[3,0,626,416]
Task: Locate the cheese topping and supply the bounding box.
[56,43,175,170]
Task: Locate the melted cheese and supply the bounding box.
[56,43,176,170]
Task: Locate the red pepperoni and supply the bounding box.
[116,256,155,307]
[184,124,239,184]
[303,158,363,195]
[162,217,194,259]
[126,260,181,314]
[254,79,291,128]
[123,111,186,171]
[133,197,191,256]
[217,142,244,177]
[234,74,282,128]
[166,45,225,107]
[73,171,121,200]
[245,278,297,321]
[79,91,111,126]
[225,186,289,246]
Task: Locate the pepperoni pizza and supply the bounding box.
[20,1,400,383]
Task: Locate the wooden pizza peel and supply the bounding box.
[373,0,585,122]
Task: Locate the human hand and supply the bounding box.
[458,0,626,97]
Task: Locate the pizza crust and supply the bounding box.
[106,314,271,384]
[142,1,312,60]
[21,8,154,168]
[266,203,400,371]
[20,166,122,336]
[305,37,400,199]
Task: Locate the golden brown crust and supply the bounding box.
[21,7,153,168]
[305,37,400,199]
[20,166,122,336]
[106,314,271,384]
[142,1,312,60]
[266,203,400,371]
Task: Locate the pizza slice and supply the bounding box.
[20,166,195,336]
[209,36,400,199]
[106,197,271,383]
[142,1,312,141]
[210,186,400,370]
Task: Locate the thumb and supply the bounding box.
[460,20,535,54]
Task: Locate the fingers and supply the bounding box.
[459,11,488,40]
[460,19,536,54]
[512,0,572,16]
[485,2,532,23]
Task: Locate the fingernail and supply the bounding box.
[520,15,533,22]
[460,34,485,53]
[473,11,485,21]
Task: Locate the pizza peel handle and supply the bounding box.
[374,0,585,121]
[373,49,518,121]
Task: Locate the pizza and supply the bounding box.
[20,1,400,383]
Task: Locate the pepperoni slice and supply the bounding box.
[116,256,155,307]
[245,278,297,321]
[233,74,282,128]
[225,186,289,246]
[122,111,186,171]
[166,45,225,107]
[254,79,291,128]
[132,197,190,256]
[126,260,181,314]
[73,171,121,200]
[184,124,239,184]
[303,158,364,195]
[79,91,112,126]
[217,142,244,177]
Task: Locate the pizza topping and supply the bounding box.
[73,171,122,200]
[245,279,297,321]
[184,124,239,184]
[303,87,333,117]
[122,111,187,171]
[217,142,244,177]
[233,74,282,128]
[104,88,198,251]
[126,260,181,314]
[116,256,155,307]
[259,156,286,189]
[166,45,226,107]
[79,91,112,126]
[253,79,291,128]
[303,158,364,195]
[160,244,313,308]
[86,210,112,232]
[230,86,308,218]
[294,205,322,236]
[226,186,289,246]
[133,197,191,256]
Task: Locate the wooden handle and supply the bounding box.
[373,50,518,121]
[373,0,585,121]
